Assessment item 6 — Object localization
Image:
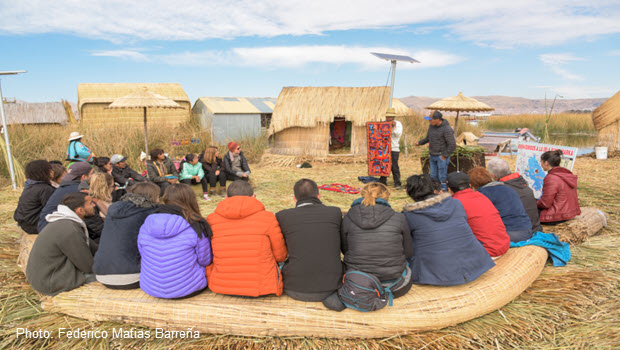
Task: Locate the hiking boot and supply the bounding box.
[218,186,226,197]
[203,193,211,201]
[395,185,402,190]
[209,189,216,197]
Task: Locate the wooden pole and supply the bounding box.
[143,107,149,157]
[454,110,460,137]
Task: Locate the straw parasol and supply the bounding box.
[426,92,494,135]
[105,87,183,156]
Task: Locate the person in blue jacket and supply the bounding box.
[66,132,94,164]
[402,174,495,286]
[468,167,533,243]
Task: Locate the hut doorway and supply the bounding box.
[329,117,352,154]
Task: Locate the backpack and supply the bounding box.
[338,267,412,312]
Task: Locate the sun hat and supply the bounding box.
[68,131,84,141]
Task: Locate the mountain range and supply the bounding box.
[399,95,608,115]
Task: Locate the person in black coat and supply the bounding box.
[341,182,413,296]
[93,182,160,289]
[199,146,227,196]
[223,142,251,181]
[110,154,147,187]
[38,162,93,233]
[14,160,56,234]
[276,179,343,303]
[487,158,543,232]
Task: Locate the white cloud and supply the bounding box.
[91,45,464,69]
[0,1,618,47]
[539,53,585,81]
[609,50,620,56]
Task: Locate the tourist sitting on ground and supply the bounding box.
[487,157,542,232]
[276,179,344,308]
[110,154,147,188]
[138,184,212,299]
[403,175,495,285]
[26,192,98,296]
[66,131,94,165]
[223,142,251,181]
[341,182,413,299]
[49,161,66,188]
[468,167,533,243]
[537,150,581,224]
[179,153,210,201]
[207,180,287,297]
[93,182,160,290]
[93,157,113,174]
[88,172,115,219]
[447,172,510,258]
[38,162,93,233]
[199,146,227,196]
[146,148,179,196]
[14,160,56,235]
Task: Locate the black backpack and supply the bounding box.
[338,267,411,312]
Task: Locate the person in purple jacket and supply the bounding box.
[138,183,212,299]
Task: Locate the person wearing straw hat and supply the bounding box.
[379,108,403,190]
[415,111,456,191]
[66,131,94,165]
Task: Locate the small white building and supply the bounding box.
[192,97,276,144]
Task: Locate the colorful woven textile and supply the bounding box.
[367,122,392,176]
[319,183,361,194]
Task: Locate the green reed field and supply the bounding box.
[479,113,595,135]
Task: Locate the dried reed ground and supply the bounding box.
[0,154,618,349]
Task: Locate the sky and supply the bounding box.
[0,0,619,103]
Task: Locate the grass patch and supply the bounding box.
[480,113,596,136]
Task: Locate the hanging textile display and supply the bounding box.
[367,122,392,176]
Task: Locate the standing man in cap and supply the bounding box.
[416,111,456,191]
[223,141,251,181]
[379,108,403,190]
[38,162,94,232]
[66,132,94,165]
[110,154,147,188]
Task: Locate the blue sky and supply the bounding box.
[1,1,619,103]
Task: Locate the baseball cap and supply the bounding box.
[446,171,470,189]
[110,154,128,164]
[424,111,443,121]
[65,162,93,181]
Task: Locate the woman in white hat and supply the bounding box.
[66,131,94,165]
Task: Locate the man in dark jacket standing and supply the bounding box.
[487,158,543,232]
[38,162,93,232]
[276,179,343,308]
[416,111,456,191]
[110,154,147,187]
[27,192,98,296]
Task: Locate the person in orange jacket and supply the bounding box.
[206,180,288,297]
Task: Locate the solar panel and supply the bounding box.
[371,52,419,63]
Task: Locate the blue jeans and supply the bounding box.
[430,155,449,190]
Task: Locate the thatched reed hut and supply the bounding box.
[269,86,391,156]
[77,83,190,126]
[391,98,415,116]
[192,97,276,144]
[592,90,620,151]
[4,101,77,125]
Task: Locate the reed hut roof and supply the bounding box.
[591,90,620,130]
[4,101,76,125]
[269,86,391,135]
[426,92,494,112]
[77,83,189,110]
[195,97,276,114]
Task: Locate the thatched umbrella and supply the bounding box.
[425,92,494,135]
[105,88,183,156]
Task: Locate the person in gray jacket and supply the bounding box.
[146,148,179,196]
[341,182,413,298]
[416,111,456,191]
[26,192,98,296]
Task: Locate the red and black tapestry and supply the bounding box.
[367,122,392,176]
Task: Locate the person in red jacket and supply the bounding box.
[537,150,581,224]
[206,180,288,297]
[447,172,510,258]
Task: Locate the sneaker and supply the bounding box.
[203,193,211,201]
[395,186,402,190]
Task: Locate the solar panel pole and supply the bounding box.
[389,60,397,108]
[0,71,27,190]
